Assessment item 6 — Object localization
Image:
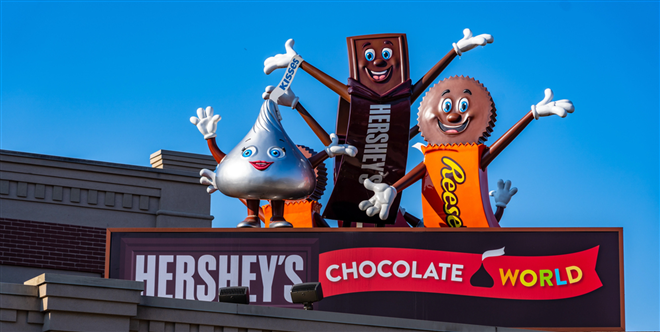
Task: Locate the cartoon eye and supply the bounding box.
[382,48,393,60]
[241,146,257,158]
[364,49,375,61]
[458,98,469,113]
[441,98,452,113]
[268,147,286,159]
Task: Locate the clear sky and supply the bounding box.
[2,1,658,330]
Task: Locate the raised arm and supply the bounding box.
[190,106,225,163]
[301,62,350,102]
[411,50,457,102]
[263,85,332,146]
[308,133,357,168]
[264,39,350,102]
[411,29,493,103]
[481,89,575,169]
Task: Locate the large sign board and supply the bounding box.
[106,228,624,330]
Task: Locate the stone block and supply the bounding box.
[149,320,165,332]
[43,311,130,332]
[38,283,141,303]
[175,322,190,332]
[42,297,137,316]
[0,309,17,322]
[27,311,43,324]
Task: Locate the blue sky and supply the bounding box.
[2,1,658,330]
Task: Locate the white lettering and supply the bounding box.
[451,264,464,282]
[218,255,239,288]
[367,123,390,134]
[377,260,392,277]
[157,255,174,298]
[326,264,341,282]
[423,262,439,280]
[175,255,195,300]
[135,255,156,296]
[342,262,358,280]
[197,255,216,301]
[284,255,304,303]
[242,255,257,303]
[369,104,391,114]
[362,154,387,163]
[363,143,388,154]
[369,114,390,123]
[360,162,385,171]
[365,133,389,144]
[360,105,392,183]
[359,261,376,278]
[393,260,410,278]
[258,255,278,302]
[411,261,422,279]
[438,263,451,281]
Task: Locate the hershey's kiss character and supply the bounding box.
[191,99,357,228]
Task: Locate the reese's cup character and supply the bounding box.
[359,76,574,227]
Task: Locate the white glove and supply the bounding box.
[489,179,518,208]
[190,106,221,139]
[199,169,219,194]
[264,39,298,75]
[452,28,494,56]
[325,133,358,157]
[531,89,575,120]
[359,179,397,220]
[262,85,299,109]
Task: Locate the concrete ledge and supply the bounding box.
[25,273,143,291]
[38,284,142,303]
[149,150,216,174]
[0,283,38,297]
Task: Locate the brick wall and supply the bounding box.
[0,218,105,274]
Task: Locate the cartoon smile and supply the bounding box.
[438,118,470,134]
[365,67,391,83]
[249,161,273,171]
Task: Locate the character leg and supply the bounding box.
[269,200,292,228]
[237,199,261,228]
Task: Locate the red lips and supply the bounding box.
[249,161,273,171]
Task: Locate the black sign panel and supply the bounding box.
[107,228,624,330]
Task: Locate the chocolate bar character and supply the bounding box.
[359,76,574,227]
[191,99,356,228]
[264,29,493,224]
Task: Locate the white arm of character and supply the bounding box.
[199,169,218,194]
[190,106,221,139]
[489,179,518,208]
[325,133,357,158]
[452,28,494,56]
[359,179,397,220]
[262,85,299,109]
[264,39,299,75]
[531,89,575,120]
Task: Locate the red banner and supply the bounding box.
[319,246,601,300]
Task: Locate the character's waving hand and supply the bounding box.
[359,179,397,220]
[452,28,494,56]
[264,39,299,75]
[531,89,575,119]
[190,106,221,139]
